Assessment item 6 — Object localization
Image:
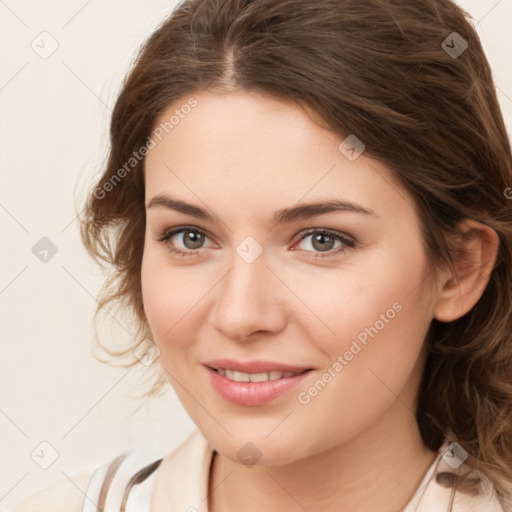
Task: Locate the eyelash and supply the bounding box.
[157,226,356,260]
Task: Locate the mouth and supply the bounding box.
[210,368,309,382]
[203,359,314,406]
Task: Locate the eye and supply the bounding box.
[157,226,213,257]
[293,229,355,259]
[157,226,356,259]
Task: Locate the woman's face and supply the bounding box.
[141,90,437,465]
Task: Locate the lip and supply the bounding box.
[204,358,312,374]
[204,359,313,407]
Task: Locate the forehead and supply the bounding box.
[144,90,414,223]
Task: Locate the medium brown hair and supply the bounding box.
[79,0,512,504]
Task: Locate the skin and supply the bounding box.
[141,90,499,512]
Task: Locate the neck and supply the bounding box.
[208,403,438,512]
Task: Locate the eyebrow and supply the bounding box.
[146,194,377,225]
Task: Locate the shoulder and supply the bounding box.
[156,428,212,479]
[10,471,94,512]
[151,429,215,510]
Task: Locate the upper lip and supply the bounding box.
[204,358,312,374]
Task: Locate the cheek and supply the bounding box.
[140,244,215,368]
[297,246,431,405]
[140,245,187,345]
[290,287,431,454]
[141,272,187,341]
[295,241,433,412]
[291,242,430,353]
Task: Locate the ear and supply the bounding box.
[434,218,500,323]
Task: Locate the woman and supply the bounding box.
[12,0,512,510]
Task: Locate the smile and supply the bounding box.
[204,360,314,406]
[214,369,304,382]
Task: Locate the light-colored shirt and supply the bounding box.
[81,429,505,511]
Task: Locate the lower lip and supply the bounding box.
[206,366,312,407]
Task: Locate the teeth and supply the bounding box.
[249,372,270,382]
[233,371,250,382]
[216,369,300,382]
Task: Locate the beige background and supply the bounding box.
[0,1,511,509]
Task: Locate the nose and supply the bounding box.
[208,248,287,343]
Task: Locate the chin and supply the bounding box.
[202,423,312,467]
